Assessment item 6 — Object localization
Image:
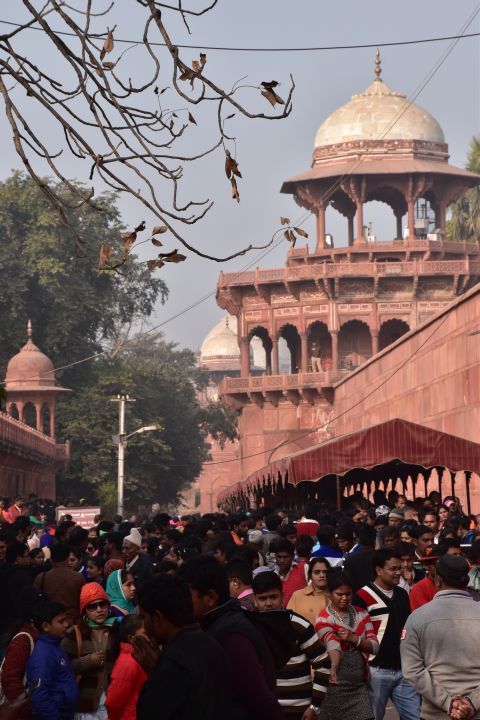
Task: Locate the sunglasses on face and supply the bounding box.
[86,600,109,612]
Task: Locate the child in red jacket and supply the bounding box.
[105,615,148,720]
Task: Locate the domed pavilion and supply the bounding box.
[281,50,480,249]
[216,52,480,483]
[5,320,69,437]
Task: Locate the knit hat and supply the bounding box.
[436,555,470,587]
[104,558,124,579]
[389,509,404,521]
[123,527,142,548]
[375,505,390,517]
[80,582,110,614]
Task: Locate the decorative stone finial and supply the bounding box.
[375,48,382,81]
[27,319,32,339]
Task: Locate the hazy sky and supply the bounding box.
[1,1,479,354]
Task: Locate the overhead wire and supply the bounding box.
[0,18,479,52]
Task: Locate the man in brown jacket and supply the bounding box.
[34,542,84,624]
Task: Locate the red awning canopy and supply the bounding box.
[218,419,480,503]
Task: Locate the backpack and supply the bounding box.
[0,631,35,705]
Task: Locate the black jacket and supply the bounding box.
[126,553,153,592]
[137,625,232,720]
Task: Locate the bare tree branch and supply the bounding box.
[0,0,295,271]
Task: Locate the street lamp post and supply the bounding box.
[111,394,158,517]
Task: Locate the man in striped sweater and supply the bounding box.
[252,571,329,720]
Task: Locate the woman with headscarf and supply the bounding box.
[62,583,120,720]
[106,570,137,618]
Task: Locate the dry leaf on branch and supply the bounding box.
[121,231,137,253]
[225,150,241,179]
[134,221,146,232]
[100,29,114,61]
[200,53,207,66]
[102,61,116,71]
[280,216,291,226]
[188,112,197,125]
[152,225,168,235]
[158,249,187,263]
[294,226,308,238]
[284,229,296,247]
[151,238,163,247]
[260,80,285,108]
[99,242,113,267]
[231,177,240,203]
[147,259,164,272]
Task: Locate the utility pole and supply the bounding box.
[111,394,135,518]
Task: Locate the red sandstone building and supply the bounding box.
[215,54,480,512]
[0,322,69,499]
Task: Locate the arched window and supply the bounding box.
[42,404,51,436]
[278,324,301,374]
[307,321,332,371]
[379,319,410,351]
[338,320,372,370]
[8,403,19,420]
[249,326,272,374]
[23,402,37,429]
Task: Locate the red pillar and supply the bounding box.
[240,337,250,376]
[49,400,55,438]
[272,336,279,375]
[35,403,42,432]
[355,200,365,245]
[407,198,415,241]
[316,204,326,251]
[331,331,338,370]
[300,334,308,372]
[371,330,379,356]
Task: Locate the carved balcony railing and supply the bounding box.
[219,257,479,288]
[0,410,61,464]
[220,370,349,401]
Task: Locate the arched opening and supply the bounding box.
[8,403,19,420]
[42,404,51,436]
[379,319,410,351]
[249,326,272,374]
[23,402,37,429]
[307,321,332,371]
[338,320,372,370]
[278,323,301,374]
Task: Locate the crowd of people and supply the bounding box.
[0,488,480,720]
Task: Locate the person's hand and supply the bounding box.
[337,627,356,645]
[132,634,160,675]
[329,665,338,685]
[449,696,476,719]
[90,651,105,668]
[300,708,317,720]
[402,568,414,585]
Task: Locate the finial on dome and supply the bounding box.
[27,319,32,339]
[374,48,382,81]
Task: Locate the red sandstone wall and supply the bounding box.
[332,284,480,511]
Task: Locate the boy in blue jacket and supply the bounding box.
[26,601,79,720]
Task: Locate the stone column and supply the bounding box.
[272,335,279,375]
[35,403,42,432]
[355,200,365,245]
[347,215,354,246]
[49,400,55,438]
[407,198,415,241]
[331,331,338,370]
[300,334,308,372]
[395,213,403,240]
[371,330,379,356]
[240,337,250,376]
[316,204,326,251]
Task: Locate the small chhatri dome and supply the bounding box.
[314,49,445,148]
[6,320,57,389]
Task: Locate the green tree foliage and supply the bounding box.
[449,137,480,242]
[0,172,167,386]
[56,333,238,510]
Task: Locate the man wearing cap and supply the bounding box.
[401,555,480,720]
[388,509,405,529]
[122,528,153,592]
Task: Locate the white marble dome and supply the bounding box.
[200,316,266,372]
[314,69,444,149]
